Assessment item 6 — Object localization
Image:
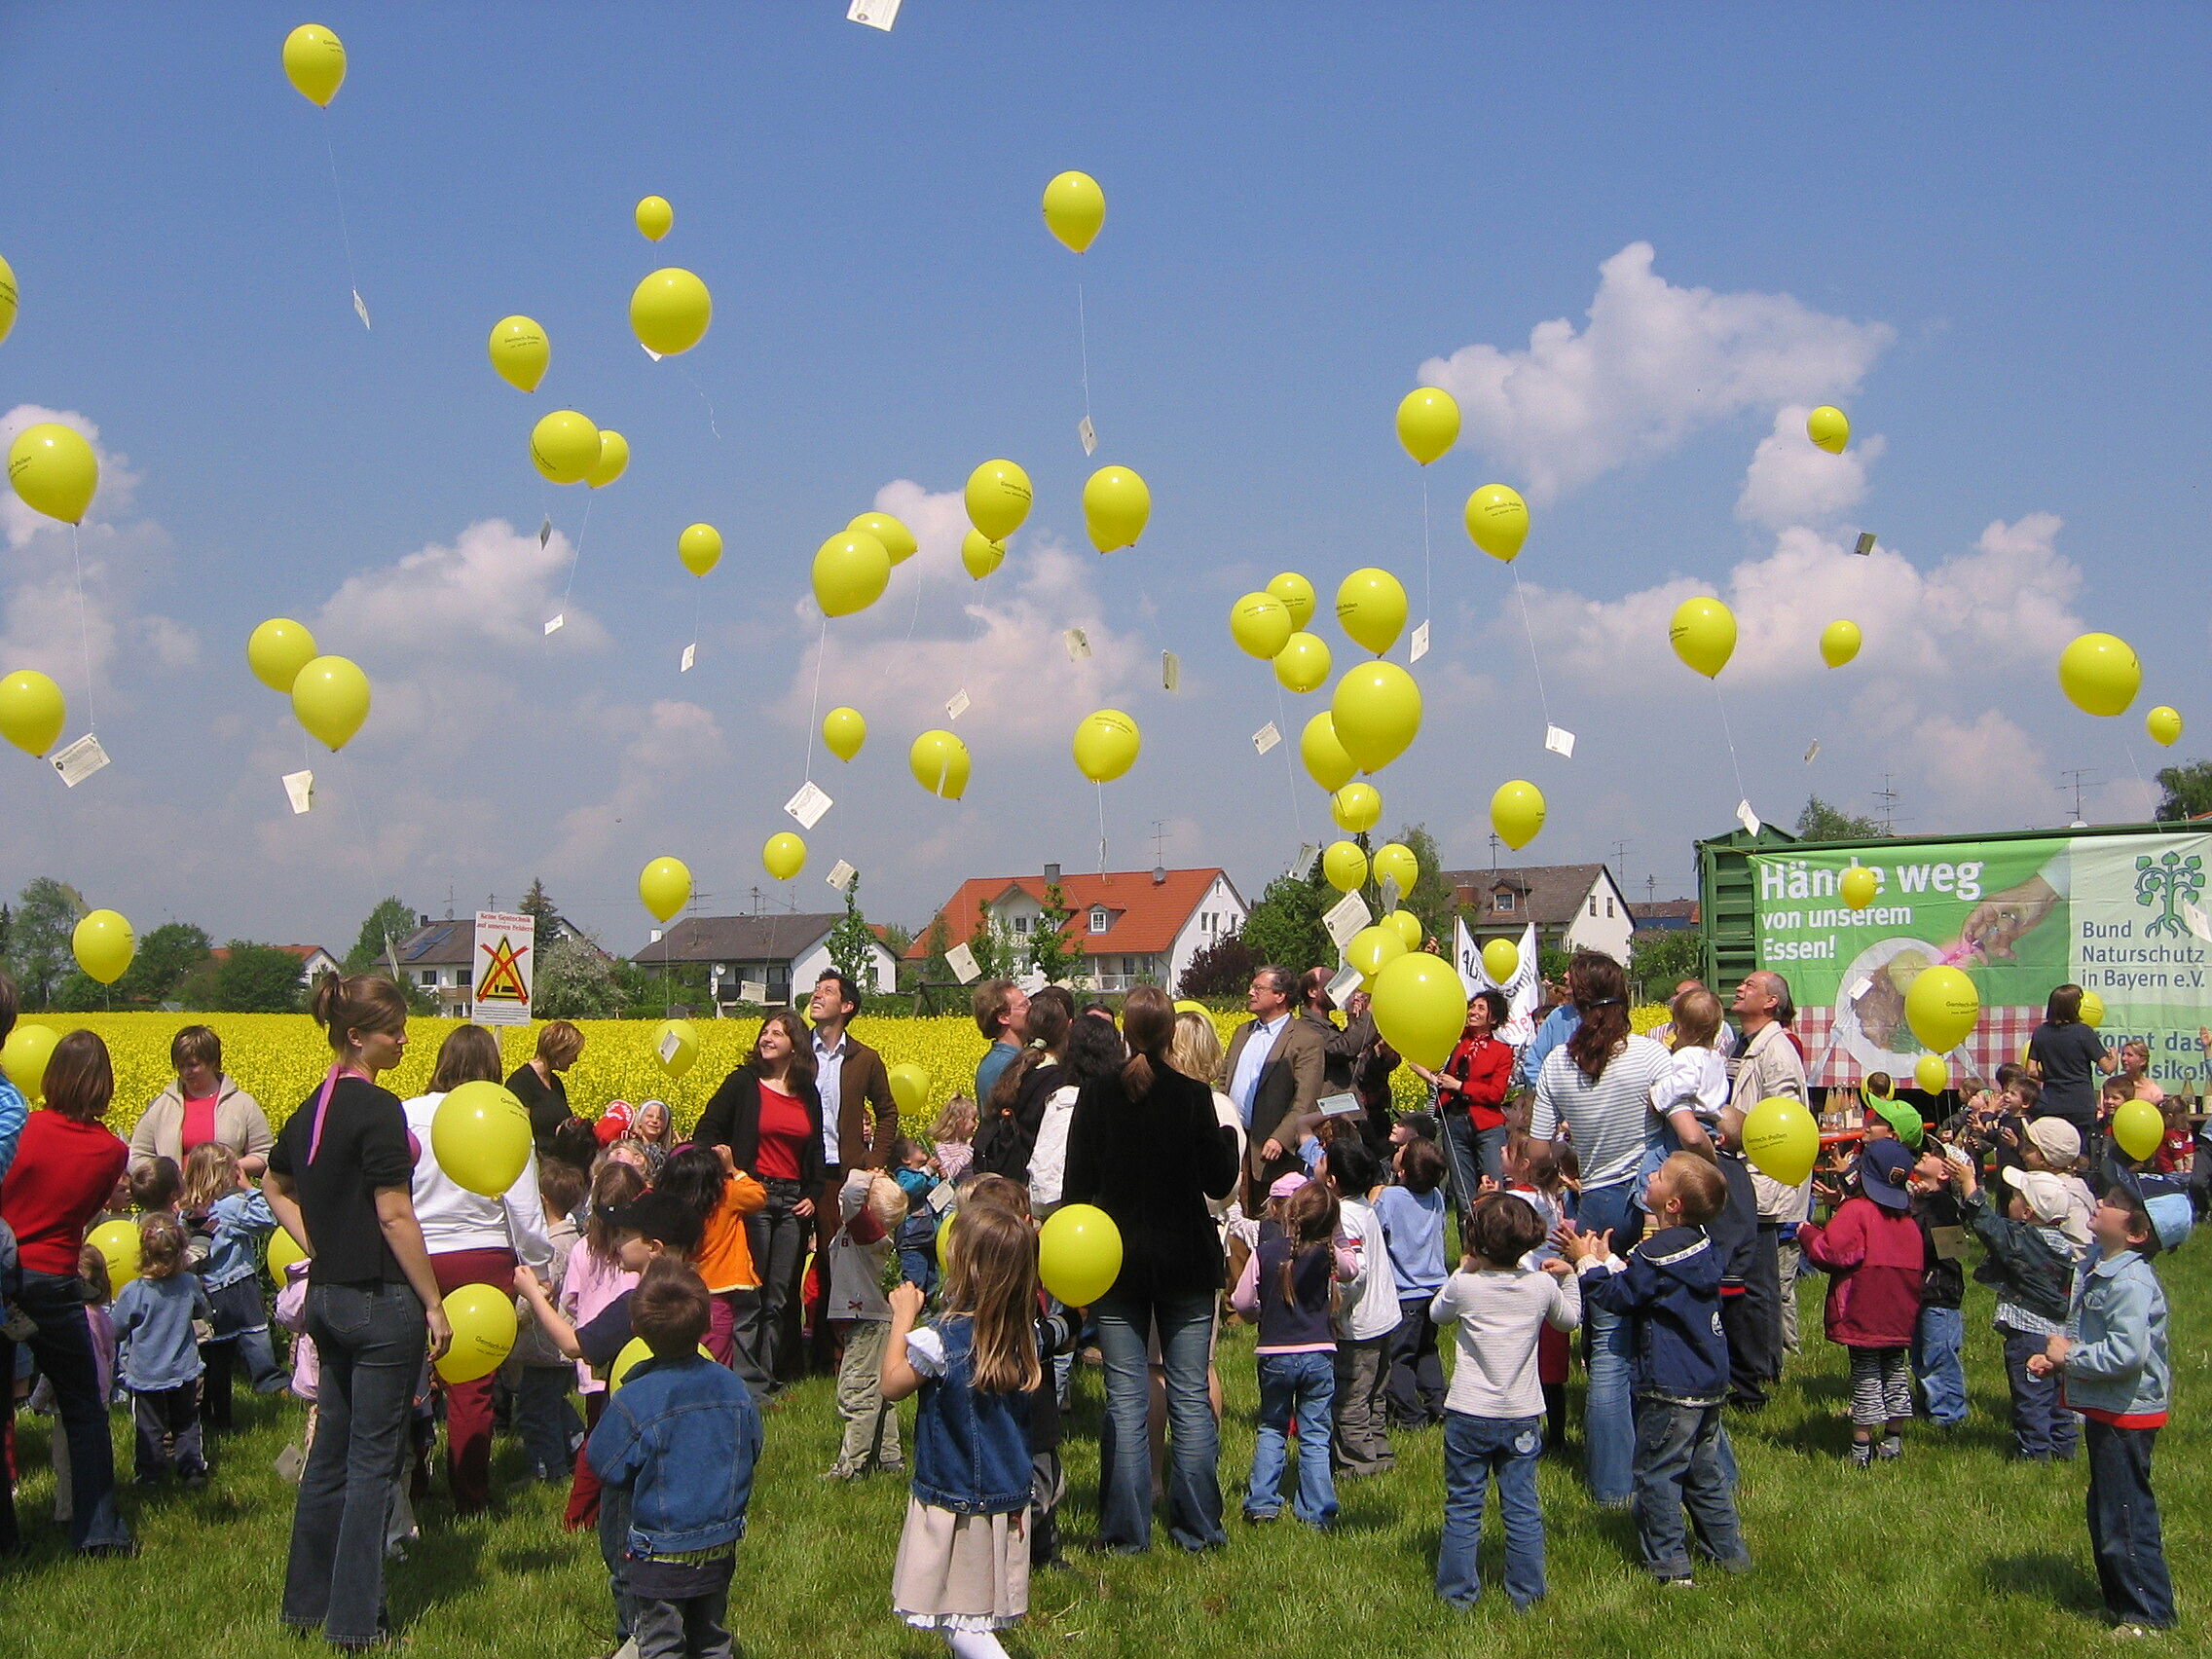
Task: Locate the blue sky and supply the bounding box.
[2,3,2206,954]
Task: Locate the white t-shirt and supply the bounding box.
[1531,1034,1673,1191]
[1651,1047,1729,1126]
[401,1092,553,1269]
[1027,1084,1080,1211]
[1335,1198,1400,1342]
[1428,1267,1582,1419]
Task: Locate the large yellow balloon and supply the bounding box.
[635,196,674,241]
[1,1023,57,1102]
[487,316,549,392]
[1083,466,1150,553]
[431,1081,533,1198]
[585,429,629,489]
[1041,171,1106,254]
[1369,951,1466,1069]
[1346,927,1405,984]
[8,423,97,524]
[2057,632,2142,719]
[281,23,347,107]
[910,729,971,800]
[1840,866,1878,910]
[89,1219,141,1288]
[1806,405,1851,455]
[762,831,806,881]
[1332,661,1421,773]
[2113,1097,2163,1163]
[1371,841,1419,896]
[1268,571,1316,628]
[1230,593,1294,660]
[0,253,18,347]
[73,910,133,985]
[1914,1054,1949,1095]
[1334,569,1407,656]
[0,670,66,756]
[2147,705,2183,748]
[1481,938,1519,984]
[678,523,721,577]
[1670,596,1736,680]
[291,655,371,751]
[1820,619,1862,669]
[248,618,319,693]
[1464,485,1530,563]
[847,511,917,567]
[654,1018,699,1079]
[888,1062,932,1117]
[1073,709,1141,783]
[1300,712,1356,793]
[1332,782,1382,834]
[1395,387,1459,465]
[268,1225,308,1278]
[639,856,692,923]
[2079,989,2106,1029]
[823,706,866,761]
[1037,1203,1122,1305]
[965,460,1032,541]
[436,1284,519,1384]
[1904,964,1979,1053]
[1322,841,1368,894]
[813,531,891,618]
[960,530,1005,579]
[1490,780,1546,851]
[630,268,712,356]
[1273,632,1332,694]
[1383,909,1423,951]
[1742,1096,1818,1186]
[530,410,602,485]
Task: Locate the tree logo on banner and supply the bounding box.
[2134,850,2205,940]
[476,936,532,1006]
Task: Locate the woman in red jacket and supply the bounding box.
[1410,989,1513,1218]
[1798,1137,1926,1467]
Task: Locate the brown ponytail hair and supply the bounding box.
[1118,984,1176,1099]
[987,987,1073,1117]
[310,971,409,1056]
[1564,952,1632,1084]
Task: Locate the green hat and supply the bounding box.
[1869,1096,1924,1150]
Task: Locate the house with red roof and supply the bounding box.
[906,865,1246,992]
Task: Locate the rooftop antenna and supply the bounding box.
[443,880,455,921]
[1150,819,1168,885]
[1645,874,1658,903]
[1609,837,1631,871]
[1873,773,1902,835]
[1488,830,1501,872]
[2058,768,2096,826]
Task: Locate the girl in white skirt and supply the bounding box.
[881,1203,1043,1659]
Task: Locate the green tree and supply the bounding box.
[8,877,86,1009]
[1387,822,1457,948]
[1629,927,1703,1003]
[826,874,878,991]
[519,878,562,959]
[534,935,626,1018]
[2154,759,2212,823]
[116,921,212,1007]
[346,896,418,975]
[1028,880,1081,984]
[877,921,915,960]
[1238,859,1333,977]
[1538,944,1573,984]
[213,941,310,1013]
[902,913,951,991]
[1794,795,1886,842]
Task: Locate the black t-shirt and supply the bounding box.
[509,1062,570,1158]
[269,1075,415,1285]
[2028,1020,2108,1124]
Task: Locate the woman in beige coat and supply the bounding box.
[128,1025,272,1176]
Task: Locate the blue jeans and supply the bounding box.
[282,1280,427,1645]
[1440,1114,1508,1217]
[0,1270,129,1553]
[1245,1350,1337,1527]
[1093,1288,1224,1551]
[2000,1324,2078,1458]
[1437,1412,1545,1609]
[516,1364,584,1481]
[1576,1179,1640,1504]
[599,1481,638,1642]
[1632,1397,1748,1580]
[2084,1420,2174,1629]
[1911,1306,1967,1427]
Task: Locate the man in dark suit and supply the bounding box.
[1225,964,1326,1203]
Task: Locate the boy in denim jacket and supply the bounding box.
[587,1257,764,1659]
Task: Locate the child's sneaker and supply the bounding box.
[1877,1433,1902,1461]
[1849,1439,1874,1469]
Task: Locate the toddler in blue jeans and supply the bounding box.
[1429,1192,1581,1610]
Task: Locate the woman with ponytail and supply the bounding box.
[264,972,452,1648]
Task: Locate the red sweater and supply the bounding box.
[1446,1037,1514,1131]
[0,1108,129,1275]
[1798,1195,1926,1347]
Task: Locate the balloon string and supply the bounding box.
[1419,473,1433,626]
[1076,276,1094,434]
[1713,679,1751,812]
[893,547,927,669]
[557,498,595,616]
[1273,682,1305,848]
[321,123,366,328]
[1510,568,1553,733]
[686,587,703,670]
[69,525,95,733]
[676,363,722,442]
[1095,779,1108,875]
[802,615,828,783]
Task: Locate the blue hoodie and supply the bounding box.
[1577,1224,1728,1404]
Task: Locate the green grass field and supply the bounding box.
[5,1265,2204,1658]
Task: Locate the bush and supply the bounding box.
[1178,932,1255,999]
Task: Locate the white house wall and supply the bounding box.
[791,937,897,997]
[1560,875,1636,963]
[1169,874,1250,988]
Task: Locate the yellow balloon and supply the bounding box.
[1463,485,1530,563]
[847,511,917,567]
[1345,928,1408,995]
[1840,866,1878,910]
[1331,660,1421,772]
[1268,571,1316,628]
[1490,780,1546,852]
[2057,632,2142,719]
[267,1225,308,1278]
[1903,963,1979,1053]
[1073,709,1141,784]
[1371,841,1419,896]
[2080,989,2106,1029]
[1481,938,1519,984]
[1322,841,1368,894]
[1806,405,1851,455]
[0,253,18,347]
[888,1062,932,1117]
[1396,387,1460,465]
[654,1018,699,1080]
[436,1283,519,1384]
[1334,568,1407,656]
[291,655,371,752]
[281,23,347,107]
[678,523,721,577]
[1332,782,1382,834]
[530,410,601,485]
[2147,705,2183,748]
[89,1219,141,1288]
[8,423,97,524]
[823,706,866,761]
[1083,466,1150,553]
[609,1335,712,1390]
[1384,909,1423,951]
[639,856,691,923]
[910,729,971,800]
[1,1023,57,1102]
[2113,1097,2163,1163]
[1914,1054,1949,1095]
[431,1081,532,1198]
[1038,1202,1123,1305]
[1273,632,1332,694]
[1300,712,1356,793]
[1230,592,1294,660]
[585,429,628,490]
[1369,950,1466,1069]
[961,530,1005,579]
[813,530,891,618]
[247,618,319,693]
[487,315,549,392]
[1669,596,1736,680]
[635,195,674,241]
[965,459,1032,541]
[1820,619,1862,669]
[1041,171,1106,255]
[1742,1096,1818,1186]
[72,909,133,986]
[0,670,66,756]
[630,268,713,356]
[762,831,806,881]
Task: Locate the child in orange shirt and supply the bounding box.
[658,1144,768,1396]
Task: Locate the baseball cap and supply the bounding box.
[608,1189,703,1251]
[1858,1139,1915,1211]
[594,1100,634,1146]
[2001,1165,2071,1228]
[1867,1096,1925,1150]
[1268,1172,1309,1200]
[2025,1118,2083,1166]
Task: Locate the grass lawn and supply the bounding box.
[5,1264,2203,1658]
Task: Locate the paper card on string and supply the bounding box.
[739,980,767,1005]
[681,644,696,673]
[1016,971,1048,994]
[1379,876,1402,912]
[1078,415,1097,456]
[1325,957,1363,1006]
[1317,1091,1361,1119]
[1737,799,1762,836]
[1803,740,1821,764]
[1291,843,1317,882]
[1846,977,1873,1002]
[1544,725,1576,758]
[1162,651,1180,692]
[1854,532,1877,556]
[640,343,663,362]
[543,614,565,636]
[351,289,371,330]
[538,517,552,548]
[1252,721,1280,756]
[470,911,535,1028]
[283,769,314,815]
[1064,629,1090,661]
[848,0,902,27]
[1410,621,1430,663]
[944,942,980,984]
[1323,889,1371,950]
[945,688,971,720]
[927,1179,958,1215]
[785,780,833,830]
[827,859,858,893]
[2185,901,2212,943]
[657,1028,684,1064]
[52,734,109,788]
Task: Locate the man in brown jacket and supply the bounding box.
[1226,964,1326,1204]
[805,970,899,1370]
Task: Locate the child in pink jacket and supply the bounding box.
[1798,1138,1926,1466]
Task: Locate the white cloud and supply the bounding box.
[315,518,609,655]
[541,699,726,873]
[138,614,201,669]
[1737,404,1887,530]
[1421,242,1894,502]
